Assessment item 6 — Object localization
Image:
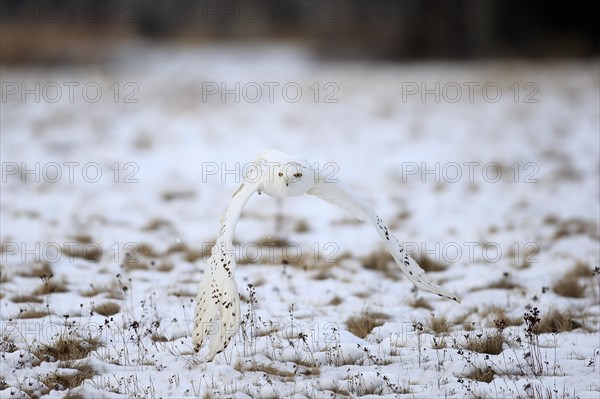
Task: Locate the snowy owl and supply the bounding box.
[194,149,460,360]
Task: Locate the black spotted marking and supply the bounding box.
[382,226,389,240]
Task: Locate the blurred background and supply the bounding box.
[1,0,597,64]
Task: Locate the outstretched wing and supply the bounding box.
[307,172,460,303]
[194,180,259,360]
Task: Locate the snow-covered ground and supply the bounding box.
[1,44,599,398]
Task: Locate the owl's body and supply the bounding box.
[193,149,460,360]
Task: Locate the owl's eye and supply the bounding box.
[278,172,283,177]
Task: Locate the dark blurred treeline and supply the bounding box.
[1,0,597,65]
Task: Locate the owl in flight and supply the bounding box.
[194,149,460,360]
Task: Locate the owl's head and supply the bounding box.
[258,159,311,197]
[275,161,304,186]
[251,149,313,197]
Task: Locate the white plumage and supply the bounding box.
[193,149,460,360]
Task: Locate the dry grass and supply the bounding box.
[461,332,504,355]
[474,273,523,291]
[298,365,321,376]
[18,308,49,319]
[63,390,86,399]
[413,253,448,273]
[361,249,393,272]
[32,279,68,295]
[432,337,447,349]
[294,219,311,233]
[128,243,161,259]
[552,277,585,298]
[165,242,198,256]
[11,295,43,303]
[254,325,281,338]
[346,311,390,338]
[185,247,209,263]
[169,290,196,298]
[507,244,538,269]
[537,309,582,333]
[312,270,334,280]
[16,262,53,278]
[151,334,169,343]
[165,241,215,263]
[161,190,195,202]
[569,262,594,278]
[0,337,18,353]
[256,236,290,248]
[41,360,97,391]
[156,262,174,272]
[251,277,266,287]
[70,234,93,244]
[480,306,523,328]
[61,244,102,262]
[409,297,433,310]
[331,217,362,225]
[136,243,162,258]
[122,258,149,271]
[462,322,478,332]
[92,302,121,316]
[234,360,295,378]
[425,314,453,335]
[80,283,124,299]
[485,279,523,290]
[463,366,495,383]
[34,334,101,362]
[142,218,173,231]
[552,262,592,298]
[360,249,401,280]
[329,296,344,306]
[552,218,599,240]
